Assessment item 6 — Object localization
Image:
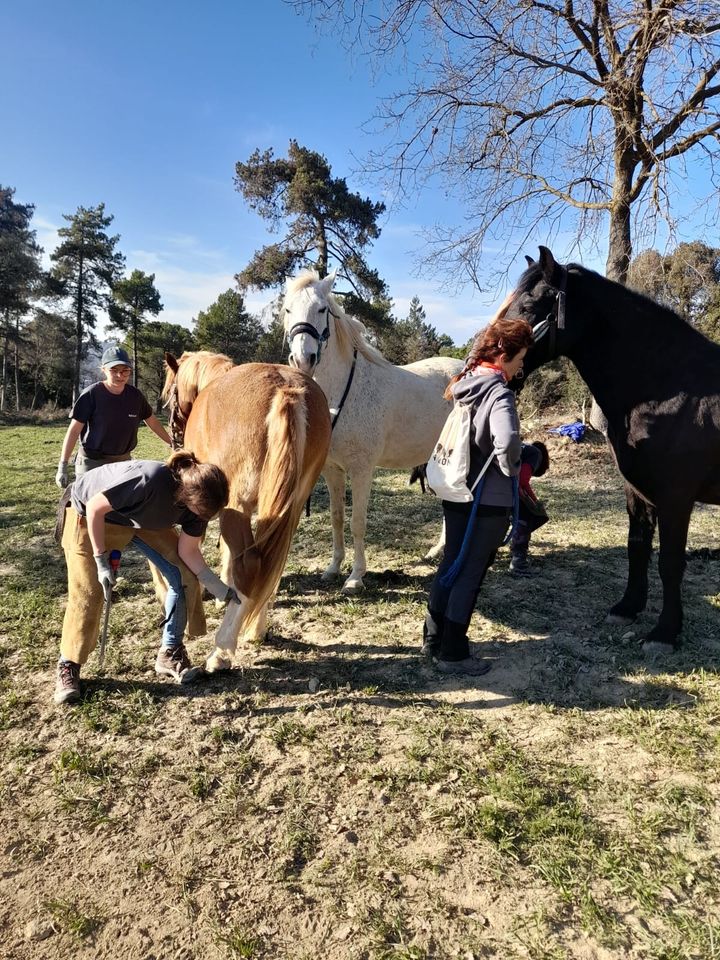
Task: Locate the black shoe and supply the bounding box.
[509,554,536,577]
[435,657,491,676]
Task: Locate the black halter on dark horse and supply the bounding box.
[508,245,720,654]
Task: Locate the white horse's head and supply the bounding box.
[283,270,338,375]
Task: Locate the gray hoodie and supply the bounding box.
[452,370,522,506]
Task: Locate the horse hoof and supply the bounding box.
[642,640,677,658]
[606,612,636,626]
[321,568,341,582]
[341,580,365,595]
[206,652,233,673]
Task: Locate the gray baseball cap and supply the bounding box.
[101,345,131,368]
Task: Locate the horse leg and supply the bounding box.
[207,600,246,673]
[321,462,347,581]
[424,516,446,562]
[242,600,268,645]
[205,506,254,671]
[343,466,374,594]
[642,503,692,655]
[607,484,656,625]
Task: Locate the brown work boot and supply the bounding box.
[154,644,204,685]
[54,659,81,705]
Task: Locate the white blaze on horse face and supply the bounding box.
[286,283,332,375]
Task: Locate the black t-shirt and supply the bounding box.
[70,382,153,457]
[71,460,207,537]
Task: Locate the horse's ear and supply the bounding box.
[165,352,179,374]
[538,246,559,284]
[525,255,535,267]
[321,270,337,295]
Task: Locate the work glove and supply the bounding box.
[197,564,241,604]
[55,460,69,489]
[94,552,116,599]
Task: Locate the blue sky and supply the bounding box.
[1,0,523,343]
[2,0,713,345]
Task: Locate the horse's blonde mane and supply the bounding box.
[162,350,235,406]
[286,270,390,368]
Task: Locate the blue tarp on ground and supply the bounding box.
[548,422,586,443]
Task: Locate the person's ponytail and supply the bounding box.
[165,449,229,520]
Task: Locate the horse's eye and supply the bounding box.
[318,306,327,314]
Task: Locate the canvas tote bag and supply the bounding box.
[426,402,493,502]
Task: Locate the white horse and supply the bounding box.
[284,270,463,593]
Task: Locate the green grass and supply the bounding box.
[1,422,719,958]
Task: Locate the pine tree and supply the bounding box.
[0,186,43,410]
[235,140,390,333]
[194,289,262,364]
[135,321,195,412]
[50,203,124,402]
[110,269,163,387]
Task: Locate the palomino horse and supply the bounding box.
[506,246,720,654]
[162,353,331,669]
[283,270,463,593]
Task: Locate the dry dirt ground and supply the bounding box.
[0,423,718,959]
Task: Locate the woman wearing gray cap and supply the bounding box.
[55,344,172,487]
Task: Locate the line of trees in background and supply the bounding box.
[0,180,467,416]
[5,168,720,419]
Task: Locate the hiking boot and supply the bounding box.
[509,553,536,577]
[435,657,491,676]
[155,644,205,685]
[54,659,81,705]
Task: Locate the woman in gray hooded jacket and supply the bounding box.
[423,316,535,675]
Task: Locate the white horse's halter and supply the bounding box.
[286,288,339,366]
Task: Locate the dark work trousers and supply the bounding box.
[511,519,531,559]
[426,502,510,661]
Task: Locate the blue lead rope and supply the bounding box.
[440,475,519,589]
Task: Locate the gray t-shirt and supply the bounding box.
[71,382,153,457]
[71,460,207,537]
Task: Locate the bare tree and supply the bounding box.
[289,0,720,289]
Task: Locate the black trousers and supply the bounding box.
[426,502,510,660]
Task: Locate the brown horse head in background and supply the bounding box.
[162,350,234,448]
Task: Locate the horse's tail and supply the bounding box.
[235,382,308,634]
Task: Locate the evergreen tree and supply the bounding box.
[629,243,720,325]
[235,140,390,333]
[0,186,43,410]
[133,320,195,412]
[253,305,288,365]
[110,269,163,386]
[21,307,74,410]
[50,203,124,402]
[194,288,262,363]
[379,296,452,364]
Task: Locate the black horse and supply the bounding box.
[506,246,720,654]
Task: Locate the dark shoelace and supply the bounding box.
[59,662,79,686]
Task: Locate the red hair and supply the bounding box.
[444,317,534,399]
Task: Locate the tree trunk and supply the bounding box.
[13,315,20,412]
[133,319,139,388]
[73,254,85,405]
[590,149,634,434]
[316,221,328,278]
[0,310,8,412]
